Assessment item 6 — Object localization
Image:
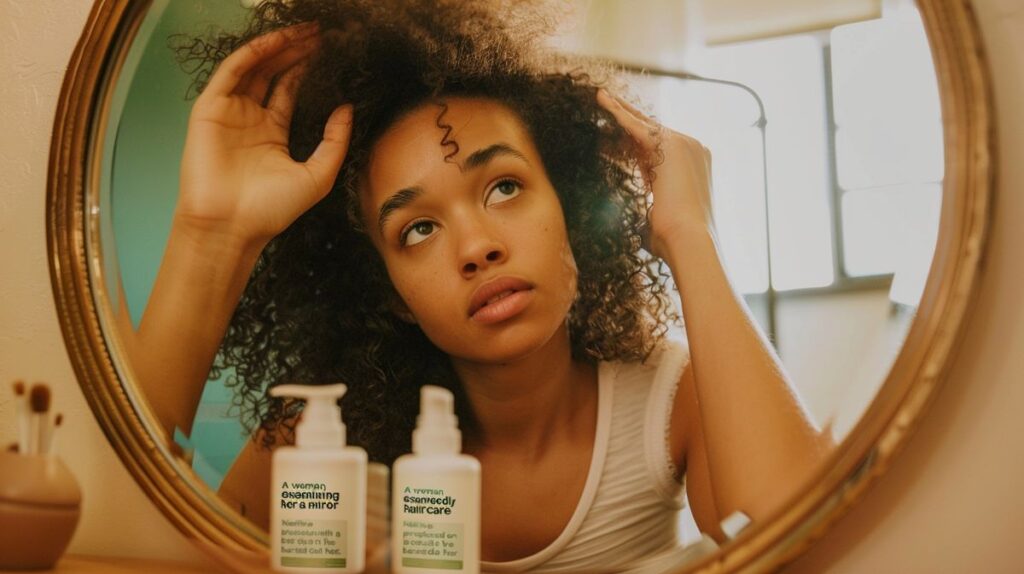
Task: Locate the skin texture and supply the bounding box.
[362,99,578,365]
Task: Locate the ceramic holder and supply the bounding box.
[0,450,82,571]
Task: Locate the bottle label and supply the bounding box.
[276,482,348,567]
[398,486,465,569]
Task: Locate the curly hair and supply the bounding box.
[174,0,678,465]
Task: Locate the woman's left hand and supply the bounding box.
[597,89,714,259]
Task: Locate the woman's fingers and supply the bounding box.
[202,22,319,100]
[237,34,319,105]
[610,91,659,127]
[303,104,355,195]
[597,89,661,152]
[265,62,307,129]
[598,89,710,159]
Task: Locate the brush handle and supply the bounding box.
[17,412,29,454]
[47,424,59,456]
[39,416,53,455]
[15,400,29,454]
[27,413,42,455]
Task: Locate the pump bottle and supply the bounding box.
[392,386,481,574]
[270,384,367,573]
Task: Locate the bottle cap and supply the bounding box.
[412,386,461,455]
[270,383,348,448]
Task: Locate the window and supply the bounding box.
[638,9,943,305]
[831,15,943,304]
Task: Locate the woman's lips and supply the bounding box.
[471,290,534,324]
[468,277,534,324]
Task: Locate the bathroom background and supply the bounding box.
[1,0,1022,571]
[104,0,941,494]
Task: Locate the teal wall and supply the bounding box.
[107,0,250,490]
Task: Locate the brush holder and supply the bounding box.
[0,450,82,570]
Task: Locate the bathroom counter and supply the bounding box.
[3,555,216,573]
[3,538,717,573]
[4,550,393,573]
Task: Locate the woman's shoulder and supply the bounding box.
[611,333,690,387]
[600,333,690,428]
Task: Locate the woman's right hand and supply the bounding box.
[176,22,353,247]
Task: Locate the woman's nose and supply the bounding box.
[457,223,507,278]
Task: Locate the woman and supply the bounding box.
[118,0,831,568]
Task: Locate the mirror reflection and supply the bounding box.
[95,0,943,569]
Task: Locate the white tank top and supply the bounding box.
[481,339,691,573]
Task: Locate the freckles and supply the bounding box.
[407,268,447,312]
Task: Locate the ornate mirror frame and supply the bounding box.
[47,0,994,571]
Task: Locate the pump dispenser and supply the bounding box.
[413,386,461,455]
[393,386,481,574]
[275,383,349,448]
[270,384,366,573]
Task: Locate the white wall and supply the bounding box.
[0,0,1021,571]
[776,289,908,440]
[0,0,216,566]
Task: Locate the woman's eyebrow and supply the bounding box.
[462,143,529,171]
[378,187,423,235]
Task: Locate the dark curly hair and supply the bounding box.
[174,0,678,465]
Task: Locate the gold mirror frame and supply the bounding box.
[47,0,994,571]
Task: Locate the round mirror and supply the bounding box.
[49,0,992,572]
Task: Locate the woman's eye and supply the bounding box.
[401,221,436,246]
[485,179,522,206]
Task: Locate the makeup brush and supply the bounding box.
[28,383,51,455]
[12,381,29,455]
[47,413,64,455]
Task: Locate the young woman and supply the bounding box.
[117,0,831,568]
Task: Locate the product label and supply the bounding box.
[277,482,347,567]
[401,520,464,569]
[399,487,464,569]
[279,481,342,510]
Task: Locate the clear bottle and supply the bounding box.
[270,383,367,573]
[392,386,481,574]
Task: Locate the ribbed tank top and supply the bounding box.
[481,339,691,573]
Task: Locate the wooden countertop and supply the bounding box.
[3,555,217,573]
[4,549,391,573]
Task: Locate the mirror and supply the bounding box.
[50,0,992,572]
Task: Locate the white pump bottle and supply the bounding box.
[392,385,481,574]
[270,383,367,573]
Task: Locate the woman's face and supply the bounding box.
[360,97,578,365]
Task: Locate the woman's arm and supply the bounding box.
[597,91,833,534]
[218,425,283,530]
[127,221,265,441]
[664,228,832,529]
[117,23,353,441]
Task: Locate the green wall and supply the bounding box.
[106,0,251,490]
